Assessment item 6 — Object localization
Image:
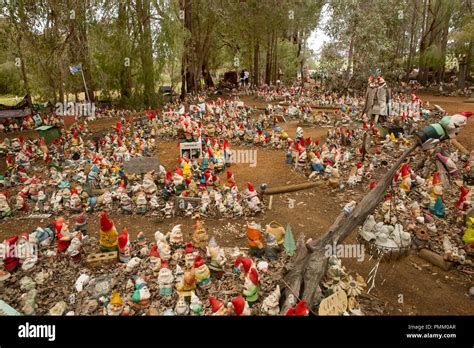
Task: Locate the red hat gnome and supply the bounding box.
[230,296,251,316]
[99,212,118,252]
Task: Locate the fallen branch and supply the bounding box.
[265,182,318,195]
[451,139,470,155]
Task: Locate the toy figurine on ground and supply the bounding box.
[247,221,264,257]
[118,228,131,263]
[99,212,118,252]
[4,236,19,272]
[106,291,124,316]
[189,291,203,315]
[176,267,196,300]
[192,213,209,248]
[243,268,259,306]
[168,224,184,249]
[206,237,227,279]
[286,300,310,316]
[158,262,174,296]
[174,296,189,316]
[415,111,472,149]
[194,255,211,289]
[230,296,251,316]
[209,296,230,316]
[73,213,88,235]
[149,243,161,275]
[261,285,281,315]
[66,231,82,262]
[132,277,151,309]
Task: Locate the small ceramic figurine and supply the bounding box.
[149,243,162,275]
[136,190,147,214]
[456,186,471,211]
[132,277,151,308]
[286,300,310,316]
[206,237,227,279]
[73,213,88,235]
[194,255,211,289]
[168,224,184,249]
[184,242,195,268]
[265,233,279,261]
[176,267,196,300]
[230,296,251,316]
[174,295,189,316]
[192,213,209,248]
[399,163,412,193]
[247,221,264,257]
[118,228,131,263]
[99,212,118,252]
[106,290,124,316]
[190,291,203,316]
[261,285,281,315]
[209,296,230,316]
[158,262,174,296]
[243,268,259,306]
[66,231,82,262]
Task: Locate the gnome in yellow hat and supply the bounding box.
[106,290,124,316]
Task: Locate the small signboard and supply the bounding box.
[123,157,160,174]
[174,196,201,212]
[179,141,202,159]
[318,289,348,316]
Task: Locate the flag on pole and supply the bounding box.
[69,64,82,75]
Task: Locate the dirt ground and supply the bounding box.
[0,93,473,315]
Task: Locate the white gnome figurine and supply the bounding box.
[174,295,189,316]
[261,285,281,315]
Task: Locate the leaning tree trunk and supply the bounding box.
[280,142,419,313]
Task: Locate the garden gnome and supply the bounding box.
[399,163,411,193]
[190,291,203,316]
[99,212,118,252]
[456,186,471,211]
[286,300,310,316]
[184,242,195,268]
[66,231,82,262]
[243,268,259,306]
[192,213,209,248]
[169,224,184,249]
[230,296,251,316]
[176,267,196,300]
[107,291,124,316]
[132,277,151,308]
[174,295,189,316]
[118,228,131,263]
[4,236,19,272]
[247,221,264,257]
[158,261,174,296]
[206,237,227,279]
[73,213,88,235]
[194,255,211,289]
[261,285,281,315]
[209,296,229,316]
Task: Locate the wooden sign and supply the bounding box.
[123,157,160,174]
[318,289,348,316]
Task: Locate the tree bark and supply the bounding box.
[253,39,260,87]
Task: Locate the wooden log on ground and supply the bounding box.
[265,182,318,195]
[418,249,453,271]
[280,142,420,312]
[451,139,470,155]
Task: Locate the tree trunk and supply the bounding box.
[281,143,419,311]
[405,1,418,82]
[118,1,132,101]
[265,32,272,85]
[253,39,260,87]
[136,0,156,107]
